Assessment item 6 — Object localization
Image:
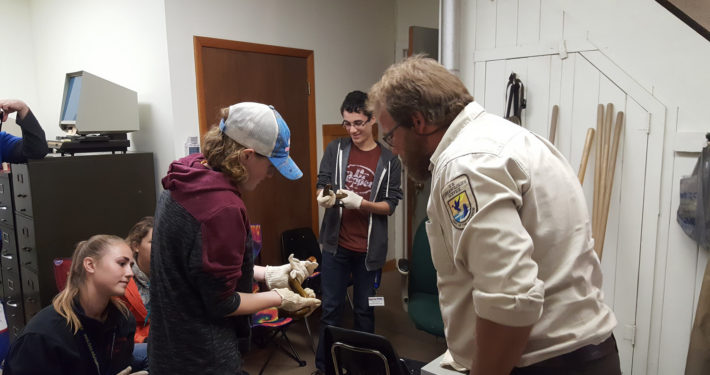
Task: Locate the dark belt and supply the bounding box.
[518,334,618,369]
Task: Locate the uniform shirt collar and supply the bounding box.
[429,101,485,171]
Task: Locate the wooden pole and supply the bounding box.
[578,128,595,184]
[597,111,624,260]
[592,104,604,245]
[549,105,559,144]
[596,103,614,251]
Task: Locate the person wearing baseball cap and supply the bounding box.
[149,102,318,374]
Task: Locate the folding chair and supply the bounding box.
[398,218,445,338]
[251,224,307,374]
[251,306,306,374]
[53,258,72,291]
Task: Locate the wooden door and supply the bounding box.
[194,36,317,266]
[321,124,378,152]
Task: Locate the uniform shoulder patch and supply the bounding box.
[441,175,477,229]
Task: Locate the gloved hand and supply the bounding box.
[265,254,316,289]
[302,287,316,299]
[273,288,321,315]
[337,189,363,209]
[288,254,318,284]
[116,366,149,375]
[316,189,336,208]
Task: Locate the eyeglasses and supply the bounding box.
[342,118,370,129]
[382,123,403,147]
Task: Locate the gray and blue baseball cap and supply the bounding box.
[219,102,302,180]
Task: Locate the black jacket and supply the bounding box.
[317,138,403,270]
[4,302,135,375]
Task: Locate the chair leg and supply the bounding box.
[304,315,316,354]
[257,327,306,375]
[258,330,281,375]
[277,328,307,367]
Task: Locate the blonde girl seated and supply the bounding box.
[3,235,146,375]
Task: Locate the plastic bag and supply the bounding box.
[678,145,710,248]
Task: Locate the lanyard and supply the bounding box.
[83,330,116,375]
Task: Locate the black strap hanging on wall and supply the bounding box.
[505,72,526,125]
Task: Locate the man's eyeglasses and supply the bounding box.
[342,118,370,129]
[382,123,403,147]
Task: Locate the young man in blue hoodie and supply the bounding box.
[149,102,320,375]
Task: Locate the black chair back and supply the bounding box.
[324,325,411,375]
[280,227,322,267]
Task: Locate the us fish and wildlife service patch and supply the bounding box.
[442,175,477,229]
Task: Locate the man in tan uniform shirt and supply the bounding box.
[368,56,620,374]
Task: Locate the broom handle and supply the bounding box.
[592,104,604,245]
[597,111,624,260]
[549,105,559,144]
[578,128,595,184]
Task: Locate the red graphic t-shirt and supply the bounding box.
[338,144,381,252]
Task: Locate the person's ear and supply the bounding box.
[411,112,428,132]
[240,149,256,162]
[84,257,97,275]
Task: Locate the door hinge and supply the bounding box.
[307,81,311,96]
[621,324,637,347]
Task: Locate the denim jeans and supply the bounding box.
[315,246,378,371]
[132,342,149,371]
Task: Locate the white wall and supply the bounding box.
[26,0,175,194]
[459,0,710,373]
[546,2,710,374]
[163,0,397,163]
[0,0,39,137]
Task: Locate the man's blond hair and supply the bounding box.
[368,55,473,129]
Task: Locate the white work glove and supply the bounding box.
[265,254,317,289]
[302,287,316,298]
[116,366,149,375]
[337,189,363,209]
[273,288,321,315]
[440,349,468,372]
[317,189,336,208]
[288,254,318,283]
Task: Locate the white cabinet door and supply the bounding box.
[475,52,651,374]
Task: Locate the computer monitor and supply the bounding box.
[59,71,139,135]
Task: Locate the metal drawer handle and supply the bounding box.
[6,301,17,307]
[1,253,13,260]
[23,261,32,266]
[22,247,32,252]
[16,194,26,198]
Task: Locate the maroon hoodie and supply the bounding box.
[160,153,250,284]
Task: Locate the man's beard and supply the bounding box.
[402,135,432,184]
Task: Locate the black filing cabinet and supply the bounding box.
[2,153,156,341]
[0,171,25,341]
